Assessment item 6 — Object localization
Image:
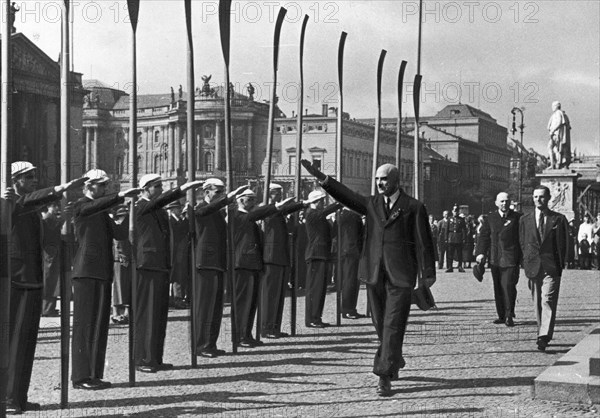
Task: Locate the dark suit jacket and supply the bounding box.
[232,204,278,271]
[304,203,341,262]
[263,202,304,266]
[135,189,183,272]
[322,178,435,288]
[447,216,467,244]
[475,210,522,268]
[10,187,61,289]
[72,194,127,281]
[194,197,229,271]
[519,209,569,279]
[337,209,364,258]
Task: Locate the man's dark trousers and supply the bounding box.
[368,268,412,379]
[491,265,518,320]
[72,278,111,383]
[305,260,328,325]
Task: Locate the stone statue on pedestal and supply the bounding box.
[547,101,572,169]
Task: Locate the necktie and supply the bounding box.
[538,211,545,238]
[384,198,390,217]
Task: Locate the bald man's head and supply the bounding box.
[495,192,510,213]
[375,164,399,196]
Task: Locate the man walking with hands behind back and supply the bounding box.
[519,185,569,352]
[301,160,436,397]
[475,192,521,327]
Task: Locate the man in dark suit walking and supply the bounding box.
[475,192,521,327]
[437,211,449,269]
[2,162,86,413]
[301,160,436,396]
[71,169,140,390]
[519,185,569,351]
[134,174,203,373]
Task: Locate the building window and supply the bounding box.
[154,131,160,143]
[137,132,142,144]
[312,156,321,171]
[205,151,214,172]
[289,155,296,175]
[154,155,160,172]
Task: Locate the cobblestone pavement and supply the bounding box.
[25,269,600,417]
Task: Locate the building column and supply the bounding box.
[124,128,130,175]
[145,127,151,174]
[175,123,182,174]
[196,122,203,172]
[247,122,253,171]
[92,128,98,169]
[85,128,91,170]
[168,123,175,175]
[215,121,222,171]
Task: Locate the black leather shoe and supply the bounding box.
[376,376,392,397]
[505,317,515,327]
[24,402,41,411]
[248,337,264,346]
[493,318,505,324]
[157,363,173,371]
[264,333,279,339]
[136,365,158,373]
[343,312,365,319]
[458,267,465,273]
[73,379,105,390]
[445,268,454,273]
[307,322,325,328]
[199,350,218,358]
[276,332,290,338]
[537,337,549,352]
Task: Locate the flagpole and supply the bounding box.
[59,0,72,407]
[218,0,238,354]
[0,1,14,415]
[291,15,309,336]
[126,0,140,386]
[184,0,198,367]
[395,60,407,167]
[335,31,347,327]
[258,6,287,342]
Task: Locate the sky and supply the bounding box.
[13,0,600,156]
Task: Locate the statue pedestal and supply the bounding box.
[536,169,581,220]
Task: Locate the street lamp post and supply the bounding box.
[511,107,524,209]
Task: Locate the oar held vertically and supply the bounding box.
[126,0,140,386]
[59,0,72,407]
[218,0,238,354]
[184,0,198,366]
[0,0,14,415]
[291,15,309,336]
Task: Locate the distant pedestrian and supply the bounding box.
[519,185,569,352]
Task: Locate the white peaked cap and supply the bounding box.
[11,161,36,177]
[84,169,110,184]
[140,173,162,188]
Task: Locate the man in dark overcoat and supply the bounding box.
[337,207,365,319]
[71,169,140,390]
[301,160,435,396]
[303,190,340,328]
[475,192,522,327]
[2,161,85,413]
[134,174,202,372]
[193,179,248,357]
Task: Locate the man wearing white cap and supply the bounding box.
[134,174,203,373]
[301,160,435,397]
[193,179,249,357]
[2,161,87,413]
[232,187,294,347]
[303,189,341,328]
[260,183,323,338]
[71,169,141,390]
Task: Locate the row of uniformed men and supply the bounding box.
[2,161,363,413]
